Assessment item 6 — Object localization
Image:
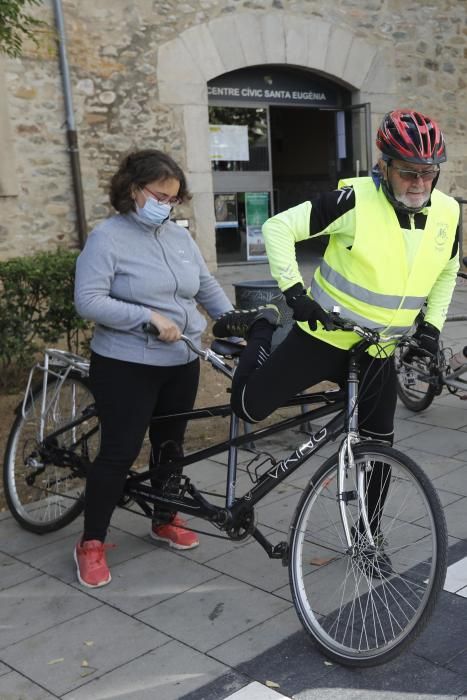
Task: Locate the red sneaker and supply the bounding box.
[150,514,199,550]
[74,539,113,588]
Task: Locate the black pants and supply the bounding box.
[84,352,200,542]
[231,323,397,441]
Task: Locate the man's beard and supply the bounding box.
[394,191,429,212]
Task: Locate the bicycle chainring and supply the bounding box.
[225,509,256,540]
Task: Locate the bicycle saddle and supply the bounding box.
[210,339,244,358]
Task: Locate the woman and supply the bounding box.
[74,149,233,588]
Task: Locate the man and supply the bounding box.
[213,109,459,446]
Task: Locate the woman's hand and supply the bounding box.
[149,311,182,342]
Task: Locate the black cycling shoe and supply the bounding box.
[212,304,281,339]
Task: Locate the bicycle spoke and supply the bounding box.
[289,444,446,666]
[4,376,98,532]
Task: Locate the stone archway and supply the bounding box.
[157,12,396,265]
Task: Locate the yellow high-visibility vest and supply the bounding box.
[301,177,459,356]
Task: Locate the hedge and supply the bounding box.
[0,249,92,379]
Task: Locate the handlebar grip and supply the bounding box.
[142,322,160,336]
[327,312,354,332]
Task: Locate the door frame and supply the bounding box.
[319,102,372,177]
[209,101,274,211]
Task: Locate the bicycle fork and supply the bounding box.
[337,355,375,551]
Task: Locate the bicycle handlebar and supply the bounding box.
[142,322,233,367]
[142,313,408,361]
[325,310,409,345]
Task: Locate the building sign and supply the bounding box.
[209,124,249,161]
[208,65,340,107]
[245,192,270,261]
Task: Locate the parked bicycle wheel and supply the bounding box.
[3,373,99,533]
[394,345,437,411]
[288,442,447,667]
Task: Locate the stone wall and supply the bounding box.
[0,0,466,263]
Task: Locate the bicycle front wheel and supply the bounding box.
[3,374,99,533]
[394,346,437,412]
[288,442,447,667]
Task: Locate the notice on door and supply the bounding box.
[209,124,249,161]
[245,192,269,261]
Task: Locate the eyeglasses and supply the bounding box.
[390,165,440,182]
[142,187,181,205]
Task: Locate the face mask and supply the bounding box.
[136,197,171,225]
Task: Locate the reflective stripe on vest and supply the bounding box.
[310,278,412,335]
[318,259,426,310]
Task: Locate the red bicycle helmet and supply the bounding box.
[376,110,446,165]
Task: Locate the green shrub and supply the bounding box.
[0,249,92,381]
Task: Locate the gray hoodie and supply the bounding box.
[74,211,232,366]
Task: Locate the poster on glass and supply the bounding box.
[209,125,249,162]
[245,192,270,261]
[214,193,238,228]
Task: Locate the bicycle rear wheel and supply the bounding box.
[288,442,447,667]
[394,346,437,411]
[3,373,99,533]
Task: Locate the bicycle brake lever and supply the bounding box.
[328,313,354,332]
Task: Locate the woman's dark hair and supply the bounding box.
[110,149,191,213]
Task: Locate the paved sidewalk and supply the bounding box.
[1,264,467,700]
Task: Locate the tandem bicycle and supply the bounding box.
[2,317,447,667]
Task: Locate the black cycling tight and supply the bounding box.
[231,323,397,443]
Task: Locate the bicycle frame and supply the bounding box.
[133,348,369,554]
[399,347,467,396]
[443,358,467,393]
[39,380,347,556]
[27,322,394,557]
[32,333,377,558]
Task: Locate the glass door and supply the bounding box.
[209,105,273,264]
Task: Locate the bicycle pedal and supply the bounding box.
[157,474,191,500]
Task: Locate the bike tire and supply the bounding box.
[394,347,437,412]
[3,373,99,534]
[288,442,447,667]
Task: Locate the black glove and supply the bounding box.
[405,321,440,361]
[284,284,335,331]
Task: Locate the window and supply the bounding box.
[209,107,269,172]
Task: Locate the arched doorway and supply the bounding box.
[157,12,392,267]
[208,65,370,263]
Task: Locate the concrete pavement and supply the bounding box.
[1,262,467,700]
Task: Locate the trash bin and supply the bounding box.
[233,279,294,348]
